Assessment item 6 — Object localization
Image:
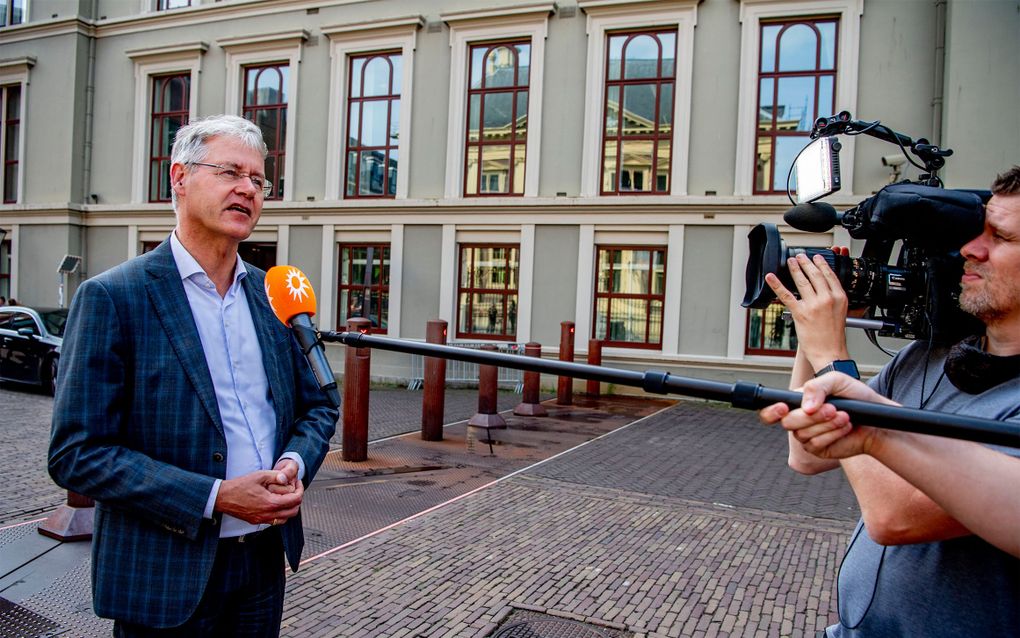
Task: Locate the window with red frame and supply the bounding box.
[345,52,402,198]
[746,300,798,355]
[457,245,519,339]
[148,73,190,203]
[600,30,676,195]
[1,84,21,203]
[464,41,530,197]
[593,246,666,347]
[337,244,390,333]
[0,239,10,299]
[243,64,288,200]
[754,17,838,194]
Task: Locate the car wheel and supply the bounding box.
[44,356,58,395]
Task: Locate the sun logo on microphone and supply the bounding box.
[284,268,312,303]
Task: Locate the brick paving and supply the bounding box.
[0,382,860,637]
[0,385,63,525]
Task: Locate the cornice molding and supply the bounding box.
[217,29,309,51]
[440,2,557,26]
[0,17,94,44]
[125,41,209,61]
[321,16,425,38]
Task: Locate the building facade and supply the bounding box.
[1,0,1017,387]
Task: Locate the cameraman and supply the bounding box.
[759,166,1020,636]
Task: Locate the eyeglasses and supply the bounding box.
[189,162,273,197]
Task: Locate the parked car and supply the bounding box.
[0,306,68,394]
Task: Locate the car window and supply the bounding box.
[41,310,68,337]
[10,313,40,335]
[0,312,13,330]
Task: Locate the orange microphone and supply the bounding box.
[265,265,340,408]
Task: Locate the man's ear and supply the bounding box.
[169,163,187,196]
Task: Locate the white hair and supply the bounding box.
[170,114,267,209]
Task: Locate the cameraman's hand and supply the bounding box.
[780,372,897,460]
[765,251,850,370]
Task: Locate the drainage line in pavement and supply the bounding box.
[325,331,1020,448]
[300,402,676,566]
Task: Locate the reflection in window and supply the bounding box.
[1,0,24,26]
[601,30,676,195]
[457,245,519,339]
[338,244,390,333]
[148,73,190,203]
[1,84,20,203]
[755,18,837,194]
[157,0,191,9]
[346,52,401,198]
[243,64,288,200]
[464,41,530,196]
[593,246,666,347]
[745,301,797,355]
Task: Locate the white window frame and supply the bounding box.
[0,57,33,205]
[219,31,307,203]
[442,6,553,199]
[128,43,206,204]
[3,0,29,26]
[323,17,422,201]
[733,0,863,197]
[577,229,673,353]
[578,0,697,198]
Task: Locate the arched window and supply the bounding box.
[754,18,838,194]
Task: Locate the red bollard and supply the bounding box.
[421,319,448,441]
[343,318,372,461]
[586,339,602,397]
[556,321,575,405]
[514,342,547,416]
[38,491,94,541]
[469,344,508,429]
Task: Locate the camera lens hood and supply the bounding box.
[742,224,783,309]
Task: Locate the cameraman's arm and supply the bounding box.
[782,374,972,546]
[761,253,853,474]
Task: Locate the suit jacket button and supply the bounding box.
[212,452,225,462]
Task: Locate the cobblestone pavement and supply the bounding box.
[0,384,61,524]
[1,383,860,637]
[282,401,857,637]
[0,385,533,527]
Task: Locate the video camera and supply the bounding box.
[742,111,989,344]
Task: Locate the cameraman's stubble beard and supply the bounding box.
[958,268,1018,326]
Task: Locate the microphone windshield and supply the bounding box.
[784,201,839,232]
[265,265,317,325]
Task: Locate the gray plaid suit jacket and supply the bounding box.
[48,239,338,628]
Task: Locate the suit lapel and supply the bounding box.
[144,241,224,437]
[242,267,288,441]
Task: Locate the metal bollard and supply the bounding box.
[421,319,448,441]
[556,321,575,405]
[586,339,602,397]
[38,491,94,541]
[342,318,372,461]
[513,342,547,416]
[468,344,508,429]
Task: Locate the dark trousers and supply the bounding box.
[114,528,285,638]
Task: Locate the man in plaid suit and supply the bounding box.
[49,115,337,636]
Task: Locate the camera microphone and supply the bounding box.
[783,201,844,232]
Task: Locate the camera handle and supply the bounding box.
[810,111,952,179]
[322,330,1019,449]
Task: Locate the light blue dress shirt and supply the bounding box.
[170,232,302,537]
